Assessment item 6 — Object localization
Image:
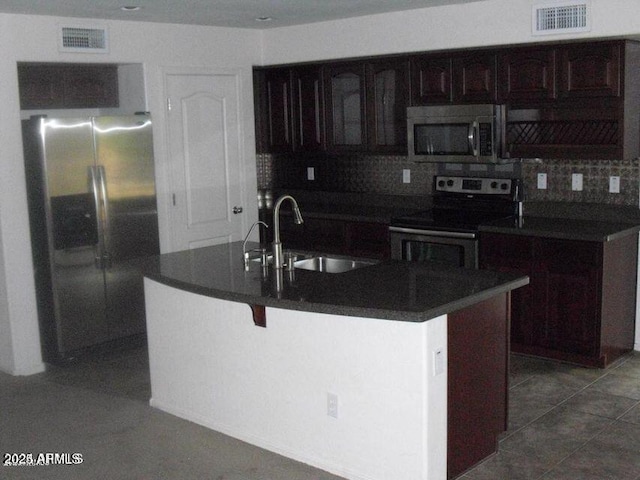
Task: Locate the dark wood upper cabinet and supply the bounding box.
[503,40,635,159]
[262,68,293,153]
[254,39,639,159]
[324,62,367,152]
[410,55,452,105]
[452,52,497,103]
[18,63,118,110]
[498,47,556,102]
[62,65,119,108]
[324,60,408,153]
[366,58,409,153]
[410,52,496,104]
[18,64,65,109]
[291,66,325,152]
[558,42,621,98]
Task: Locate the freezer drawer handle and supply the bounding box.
[233,206,243,214]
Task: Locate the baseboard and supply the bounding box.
[0,361,46,376]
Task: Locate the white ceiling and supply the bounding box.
[0,0,486,29]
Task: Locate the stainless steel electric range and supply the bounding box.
[389,175,523,268]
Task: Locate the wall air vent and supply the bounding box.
[533,1,591,35]
[59,26,109,53]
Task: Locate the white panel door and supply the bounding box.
[165,70,244,251]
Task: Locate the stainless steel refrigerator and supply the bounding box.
[22,114,159,363]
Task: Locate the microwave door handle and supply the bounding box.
[468,121,479,157]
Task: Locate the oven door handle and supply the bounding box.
[389,226,477,239]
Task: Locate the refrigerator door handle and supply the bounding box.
[89,165,105,269]
[96,165,112,269]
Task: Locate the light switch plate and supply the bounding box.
[307,167,315,181]
[571,173,583,191]
[537,173,547,190]
[403,169,411,184]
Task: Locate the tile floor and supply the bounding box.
[463,352,640,480]
[1,346,639,479]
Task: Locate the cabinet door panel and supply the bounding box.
[63,65,119,108]
[479,233,534,346]
[264,68,293,152]
[292,66,324,152]
[18,64,65,108]
[558,42,621,98]
[536,239,601,355]
[453,53,497,103]
[325,63,366,151]
[411,55,452,105]
[499,48,556,102]
[546,267,600,356]
[367,59,409,153]
[483,258,535,346]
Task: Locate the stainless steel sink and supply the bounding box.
[293,256,377,273]
[250,251,377,273]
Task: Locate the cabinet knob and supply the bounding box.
[233,206,243,214]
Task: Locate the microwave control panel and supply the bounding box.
[478,122,493,156]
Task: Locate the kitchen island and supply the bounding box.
[144,242,528,480]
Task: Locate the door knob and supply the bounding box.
[233,206,243,214]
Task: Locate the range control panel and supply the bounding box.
[434,176,515,195]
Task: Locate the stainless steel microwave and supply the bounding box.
[407,104,506,163]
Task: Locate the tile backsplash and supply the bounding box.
[257,153,640,207]
[521,158,639,206]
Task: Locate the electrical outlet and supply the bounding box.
[571,173,583,191]
[307,167,315,181]
[327,393,338,419]
[609,176,621,193]
[403,169,411,184]
[537,173,547,190]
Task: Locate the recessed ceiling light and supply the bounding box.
[121,6,141,12]
[255,16,273,22]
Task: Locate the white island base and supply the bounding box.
[144,278,448,480]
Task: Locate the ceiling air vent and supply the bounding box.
[59,26,109,53]
[533,1,591,35]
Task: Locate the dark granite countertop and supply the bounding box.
[479,216,640,242]
[144,242,528,323]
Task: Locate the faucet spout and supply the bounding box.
[272,195,304,269]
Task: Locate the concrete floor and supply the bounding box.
[1,346,639,480]
[0,346,344,480]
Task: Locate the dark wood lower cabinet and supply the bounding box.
[448,293,510,479]
[480,232,637,367]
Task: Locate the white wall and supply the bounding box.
[0,13,262,375]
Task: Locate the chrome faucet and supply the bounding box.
[272,195,304,269]
[243,220,268,270]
